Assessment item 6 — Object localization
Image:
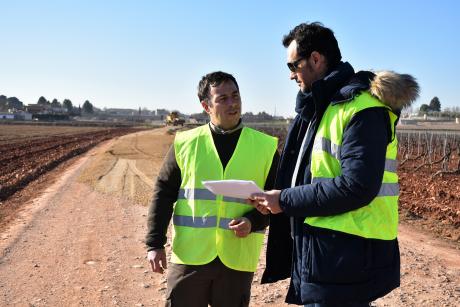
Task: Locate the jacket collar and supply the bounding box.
[330,71,375,104]
[295,62,355,121]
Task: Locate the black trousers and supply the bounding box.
[165,257,254,307]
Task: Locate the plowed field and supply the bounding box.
[0,124,147,201]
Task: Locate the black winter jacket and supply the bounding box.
[261,62,419,305]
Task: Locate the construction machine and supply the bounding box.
[165,111,185,126]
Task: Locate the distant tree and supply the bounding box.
[63,99,73,112]
[420,104,430,113]
[82,100,94,114]
[51,98,61,107]
[0,95,7,110]
[71,105,81,116]
[190,110,209,122]
[257,111,273,121]
[429,96,441,112]
[6,97,23,110]
[37,96,49,105]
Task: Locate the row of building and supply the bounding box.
[1,105,287,123]
[0,105,185,122]
[0,103,71,120]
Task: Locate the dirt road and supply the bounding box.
[1,128,459,306]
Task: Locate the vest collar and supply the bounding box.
[208,119,244,135]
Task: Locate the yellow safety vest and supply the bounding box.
[172,125,278,272]
[307,92,399,240]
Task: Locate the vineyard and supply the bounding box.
[252,124,460,240]
[398,131,460,176]
[397,131,460,238]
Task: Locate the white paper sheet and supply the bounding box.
[202,180,263,199]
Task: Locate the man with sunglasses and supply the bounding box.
[249,22,419,306]
[145,71,279,307]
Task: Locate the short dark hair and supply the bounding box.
[282,22,342,69]
[197,71,239,103]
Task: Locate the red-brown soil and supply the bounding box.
[0,128,142,201]
[0,127,459,306]
[398,159,460,242]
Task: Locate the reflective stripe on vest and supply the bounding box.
[177,189,250,206]
[172,125,277,271]
[308,92,399,240]
[173,215,217,228]
[313,137,398,173]
[311,177,399,197]
[172,215,265,234]
[178,188,216,201]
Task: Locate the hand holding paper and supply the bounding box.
[249,189,283,214]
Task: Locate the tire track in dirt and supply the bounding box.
[81,129,168,205]
[127,160,155,187]
[133,134,157,159]
[97,157,119,181]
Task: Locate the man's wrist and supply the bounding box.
[279,189,288,212]
[147,246,165,252]
[241,217,252,232]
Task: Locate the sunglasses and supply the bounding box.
[287,57,305,72]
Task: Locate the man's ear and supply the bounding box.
[310,51,326,68]
[201,101,211,114]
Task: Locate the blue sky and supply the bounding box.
[1,0,458,117]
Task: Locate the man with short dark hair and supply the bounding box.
[146,71,278,307]
[250,22,419,306]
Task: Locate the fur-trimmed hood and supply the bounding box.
[298,63,420,119]
[369,71,419,111]
[329,65,420,112]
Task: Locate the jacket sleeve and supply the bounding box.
[243,150,280,231]
[145,144,181,250]
[279,107,390,217]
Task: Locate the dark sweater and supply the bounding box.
[145,126,279,250]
